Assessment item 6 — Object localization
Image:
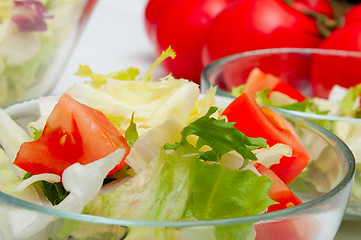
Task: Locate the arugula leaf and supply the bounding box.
[124,112,139,147]
[164,107,268,167]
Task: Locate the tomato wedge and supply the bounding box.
[268,81,306,102]
[254,162,302,212]
[222,92,310,185]
[14,94,130,177]
[244,68,306,102]
[243,68,280,98]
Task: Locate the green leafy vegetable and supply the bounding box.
[23,173,69,206]
[142,46,176,81]
[30,127,42,140]
[256,89,327,114]
[124,112,139,147]
[164,107,268,167]
[75,64,140,88]
[36,181,69,206]
[231,84,246,98]
[75,46,176,88]
[340,83,361,117]
[276,99,328,114]
[188,159,274,220]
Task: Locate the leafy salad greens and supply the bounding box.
[0,48,299,240]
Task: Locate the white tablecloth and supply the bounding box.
[51,1,360,239]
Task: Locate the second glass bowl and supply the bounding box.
[201,48,361,218]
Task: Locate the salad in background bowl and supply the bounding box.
[0,0,96,107]
[0,49,355,239]
[201,47,361,218]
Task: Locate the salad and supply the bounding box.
[231,67,361,201]
[0,49,327,240]
[0,0,88,107]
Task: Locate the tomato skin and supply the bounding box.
[150,0,231,83]
[344,3,361,26]
[14,94,130,177]
[144,0,182,43]
[202,0,322,67]
[310,22,361,98]
[269,81,306,102]
[242,68,306,102]
[222,92,311,185]
[254,162,302,212]
[242,68,281,99]
[291,0,334,18]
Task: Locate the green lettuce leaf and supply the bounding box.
[75,64,140,88]
[164,107,268,167]
[188,160,274,220]
[83,144,198,221]
[124,112,139,147]
[340,83,361,117]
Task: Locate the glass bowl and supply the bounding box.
[0,0,97,107]
[201,48,361,218]
[0,95,354,240]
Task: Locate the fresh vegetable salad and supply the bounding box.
[231,67,361,202]
[0,49,316,239]
[0,0,88,106]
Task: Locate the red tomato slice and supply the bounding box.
[14,94,130,177]
[243,68,280,98]
[268,81,306,102]
[244,68,306,102]
[222,92,311,185]
[254,162,302,212]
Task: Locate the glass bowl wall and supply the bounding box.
[201,48,361,218]
[0,96,354,240]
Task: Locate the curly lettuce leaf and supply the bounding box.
[164,107,268,167]
[75,64,140,88]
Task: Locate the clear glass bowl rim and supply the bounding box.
[201,47,361,123]
[0,96,355,228]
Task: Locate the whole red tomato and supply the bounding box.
[202,0,323,67]
[144,0,182,43]
[146,0,232,83]
[310,22,361,98]
[344,3,361,26]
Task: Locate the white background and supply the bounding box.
[52,0,165,94]
[51,0,361,238]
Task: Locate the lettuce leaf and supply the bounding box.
[164,107,268,167]
[84,108,274,240]
[84,144,198,221]
[75,64,140,88]
[340,82,361,117]
[188,159,274,220]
